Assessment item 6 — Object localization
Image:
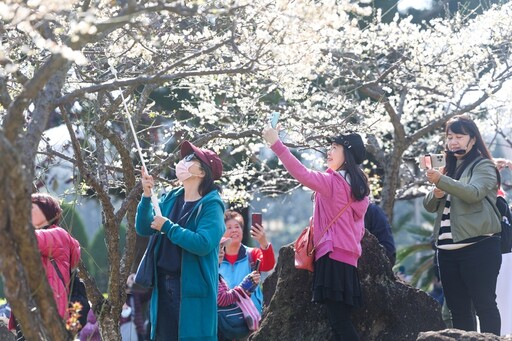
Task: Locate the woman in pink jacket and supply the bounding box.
[263,127,370,341]
[9,193,81,340]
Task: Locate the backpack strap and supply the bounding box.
[468,157,484,179]
[485,197,501,220]
[468,158,501,220]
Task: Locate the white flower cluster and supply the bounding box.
[2,0,512,204]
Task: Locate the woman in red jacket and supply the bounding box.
[9,193,81,340]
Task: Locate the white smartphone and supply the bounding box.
[419,154,445,169]
[430,154,446,168]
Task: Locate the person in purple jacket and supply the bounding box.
[79,310,102,341]
[263,127,370,341]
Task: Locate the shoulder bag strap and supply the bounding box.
[50,258,67,288]
[311,198,353,253]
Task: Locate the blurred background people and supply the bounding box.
[364,202,396,265]
[121,273,151,341]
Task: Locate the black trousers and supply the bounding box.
[438,236,502,335]
[155,273,181,340]
[325,300,359,341]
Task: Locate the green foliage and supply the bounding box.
[60,203,89,249]
[87,225,127,293]
[60,203,91,283]
[394,209,436,291]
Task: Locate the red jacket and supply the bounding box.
[9,225,81,329]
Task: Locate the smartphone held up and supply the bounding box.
[252,212,262,226]
[419,153,446,170]
[268,111,280,128]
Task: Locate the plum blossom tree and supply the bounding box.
[0,0,511,339]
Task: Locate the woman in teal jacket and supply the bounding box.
[136,141,225,341]
[424,115,501,335]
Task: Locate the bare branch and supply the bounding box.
[54,65,255,106]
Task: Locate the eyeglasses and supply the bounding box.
[184,153,197,162]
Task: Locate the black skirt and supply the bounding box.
[312,253,362,308]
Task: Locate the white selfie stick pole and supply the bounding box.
[110,62,162,216]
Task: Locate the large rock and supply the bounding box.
[417,329,512,340]
[252,230,445,341]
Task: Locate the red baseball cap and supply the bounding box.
[180,140,223,180]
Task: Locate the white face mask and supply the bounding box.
[175,159,197,181]
[121,306,132,318]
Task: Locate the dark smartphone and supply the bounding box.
[252,212,262,226]
[255,259,261,272]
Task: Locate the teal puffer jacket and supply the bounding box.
[136,187,225,341]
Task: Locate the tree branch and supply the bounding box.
[54,65,255,106]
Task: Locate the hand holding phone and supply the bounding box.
[251,212,270,248]
[252,213,262,226]
[254,259,261,272]
[419,155,432,170]
[419,154,445,170]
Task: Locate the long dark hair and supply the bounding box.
[342,147,370,201]
[197,158,222,196]
[443,115,493,180]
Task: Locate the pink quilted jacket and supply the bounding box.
[9,225,80,329]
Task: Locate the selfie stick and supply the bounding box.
[110,63,162,216]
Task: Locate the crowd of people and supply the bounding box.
[7,114,512,341]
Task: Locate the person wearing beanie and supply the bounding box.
[263,126,370,341]
[136,140,225,341]
[9,193,81,340]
